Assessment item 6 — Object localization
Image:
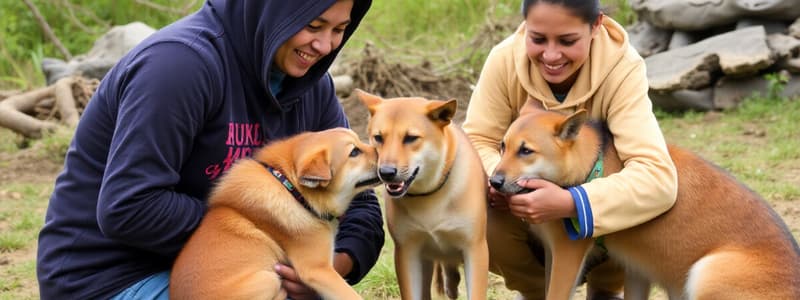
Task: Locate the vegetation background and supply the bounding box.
[0,0,797,299]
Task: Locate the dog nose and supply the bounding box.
[489,175,505,190]
[379,166,397,179]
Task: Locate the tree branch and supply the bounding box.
[23,0,73,60]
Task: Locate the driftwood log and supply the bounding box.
[0,76,98,138]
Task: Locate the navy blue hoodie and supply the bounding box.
[36,1,382,299]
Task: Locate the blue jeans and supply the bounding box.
[110,271,170,300]
[109,270,306,299]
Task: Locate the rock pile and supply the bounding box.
[628,0,800,110]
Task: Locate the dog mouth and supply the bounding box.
[384,167,419,198]
[356,176,382,188]
[500,184,530,195]
[516,187,534,194]
[495,175,535,195]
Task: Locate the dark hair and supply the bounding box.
[521,0,600,24]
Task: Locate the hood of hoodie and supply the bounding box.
[512,16,629,110]
[208,0,371,110]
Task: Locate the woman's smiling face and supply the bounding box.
[273,0,353,78]
[524,2,602,92]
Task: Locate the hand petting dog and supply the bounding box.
[508,178,576,224]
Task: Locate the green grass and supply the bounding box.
[0,182,51,300]
[0,260,37,300]
[1,0,635,89]
[0,0,201,89]
[32,126,75,163]
[0,128,22,154]
[354,229,401,299]
[353,1,511,46]
[656,98,800,202]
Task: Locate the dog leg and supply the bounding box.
[284,234,361,300]
[542,223,594,300]
[443,263,460,299]
[225,270,284,300]
[395,241,433,300]
[622,270,650,300]
[463,238,489,300]
[421,259,435,300]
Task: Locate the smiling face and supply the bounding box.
[525,2,602,93]
[273,0,353,78]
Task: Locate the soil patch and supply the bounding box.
[0,148,62,185]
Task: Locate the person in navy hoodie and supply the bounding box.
[36,1,383,299]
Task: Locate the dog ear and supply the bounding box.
[426,99,457,127]
[297,148,332,188]
[519,96,545,116]
[557,109,588,141]
[354,89,382,116]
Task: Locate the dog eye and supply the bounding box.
[403,135,418,144]
[518,146,534,156]
[373,135,383,144]
[499,142,506,154]
[349,147,362,157]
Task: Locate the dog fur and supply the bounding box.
[356,89,489,300]
[170,128,380,300]
[490,107,800,299]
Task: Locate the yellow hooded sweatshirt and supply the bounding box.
[463,17,678,238]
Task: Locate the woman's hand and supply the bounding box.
[487,185,511,210]
[274,252,353,299]
[274,263,318,300]
[508,179,576,224]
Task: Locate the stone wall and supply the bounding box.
[628,0,800,110]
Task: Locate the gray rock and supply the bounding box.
[42,22,156,84]
[767,33,800,59]
[628,20,672,57]
[777,57,800,73]
[736,18,793,34]
[333,75,353,96]
[790,17,800,38]
[668,31,696,50]
[631,0,800,31]
[650,88,715,111]
[766,33,800,73]
[646,26,773,92]
[714,73,800,108]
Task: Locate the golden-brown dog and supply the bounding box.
[356,89,489,300]
[490,108,800,299]
[170,128,380,300]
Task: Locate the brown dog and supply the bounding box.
[170,128,380,300]
[490,107,800,299]
[356,89,489,300]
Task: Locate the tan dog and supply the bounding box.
[490,108,800,299]
[356,89,489,300]
[170,128,380,300]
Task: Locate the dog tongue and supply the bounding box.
[386,182,405,193]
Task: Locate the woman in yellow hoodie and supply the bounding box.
[462,0,678,299]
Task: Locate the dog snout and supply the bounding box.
[489,174,505,190]
[379,165,397,180]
